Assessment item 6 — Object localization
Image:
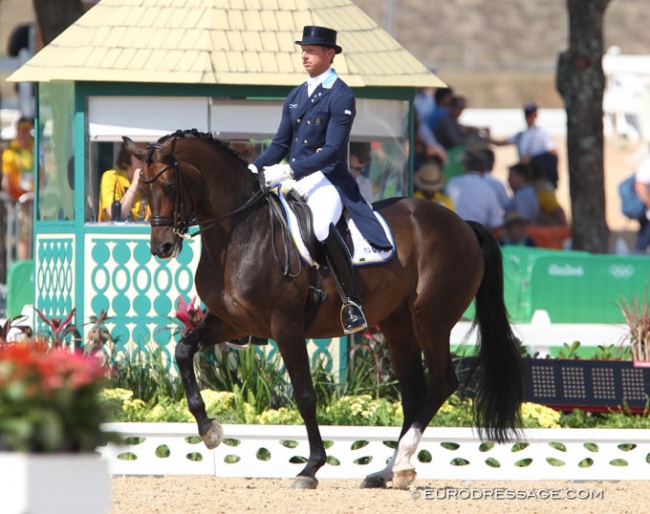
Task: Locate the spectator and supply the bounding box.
[230,140,258,164]
[498,211,536,247]
[493,102,559,188]
[634,153,650,253]
[414,87,447,166]
[434,95,490,150]
[348,142,374,203]
[530,160,568,226]
[427,87,454,135]
[446,150,503,229]
[413,157,454,210]
[505,163,540,223]
[1,116,35,260]
[98,141,149,222]
[480,147,509,210]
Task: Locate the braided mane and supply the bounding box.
[158,129,248,166]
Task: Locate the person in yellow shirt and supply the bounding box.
[98,141,149,222]
[413,157,455,211]
[2,117,34,200]
[530,161,568,226]
[2,116,35,260]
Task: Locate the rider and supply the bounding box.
[248,26,393,334]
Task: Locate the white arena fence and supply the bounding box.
[100,423,650,481]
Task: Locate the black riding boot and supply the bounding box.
[322,224,368,334]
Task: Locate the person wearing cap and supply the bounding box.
[413,157,454,211]
[497,211,537,247]
[249,26,392,334]
[493,102,559,188]
[2,116,35,260]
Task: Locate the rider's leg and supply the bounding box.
[322,224,367,333]
[304,174,367,334]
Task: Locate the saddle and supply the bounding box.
[270,186,395,269]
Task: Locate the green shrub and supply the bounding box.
[319,395,402,426]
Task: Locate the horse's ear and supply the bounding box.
[122,136,146,161]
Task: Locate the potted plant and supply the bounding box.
[0,316,111,514]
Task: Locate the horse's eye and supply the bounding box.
[162,181,176,195]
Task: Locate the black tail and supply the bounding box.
[466,221,524,443]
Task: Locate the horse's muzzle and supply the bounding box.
[150,237,181,259]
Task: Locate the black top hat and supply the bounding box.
[295,26,342,54]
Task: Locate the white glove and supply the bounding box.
[280,179,296,195]
[247,163,258,174]
[264,164,292,186]
[294,170,325,198]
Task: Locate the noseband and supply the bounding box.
[140,143,193,238]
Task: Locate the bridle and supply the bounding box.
[141,141,267,240]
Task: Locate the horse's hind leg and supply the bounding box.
[360,306,428,489]
[175,312,231,448]
[388,305,460,489]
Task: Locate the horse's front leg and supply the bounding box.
[175,312,231,448]
[275,325,326,489]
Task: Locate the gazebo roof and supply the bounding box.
[9,0,444,88]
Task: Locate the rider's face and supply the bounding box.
[301,45,334,77]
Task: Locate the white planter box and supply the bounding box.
[0,453,110,514]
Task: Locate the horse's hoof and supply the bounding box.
[291,476,319,489]
[392,468,417,490]
[359,475,388,489]
[200,420,224,449]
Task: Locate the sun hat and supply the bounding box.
[414,162,445,192]
[295,26,343,54]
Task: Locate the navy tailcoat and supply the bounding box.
[253,71,392,250]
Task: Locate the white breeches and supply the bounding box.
[299,171,343,242]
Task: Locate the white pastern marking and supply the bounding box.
[393,427,422,472]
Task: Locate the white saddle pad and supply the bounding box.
[275,188,395,268]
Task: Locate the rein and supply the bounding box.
[144,140,301,276]
[142,142,267,240]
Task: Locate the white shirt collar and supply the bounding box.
[307,68,337,96]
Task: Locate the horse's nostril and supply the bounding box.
[161,242,174,256]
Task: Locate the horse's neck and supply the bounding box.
[198,157,258,218]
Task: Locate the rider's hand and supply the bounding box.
[247,163,258,174]
[263,164,293,186]
[280,179,296,195]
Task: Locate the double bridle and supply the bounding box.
[142,139,301,277]
[141,142,267,240]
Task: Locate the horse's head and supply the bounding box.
[123,135,190,259]
[124,131,261,259]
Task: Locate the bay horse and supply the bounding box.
[123,130,524,490]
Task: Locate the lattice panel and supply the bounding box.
[35,234,75,320]
[84,233,200,367]
[82,233,345,373]
[100,424,650,481]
